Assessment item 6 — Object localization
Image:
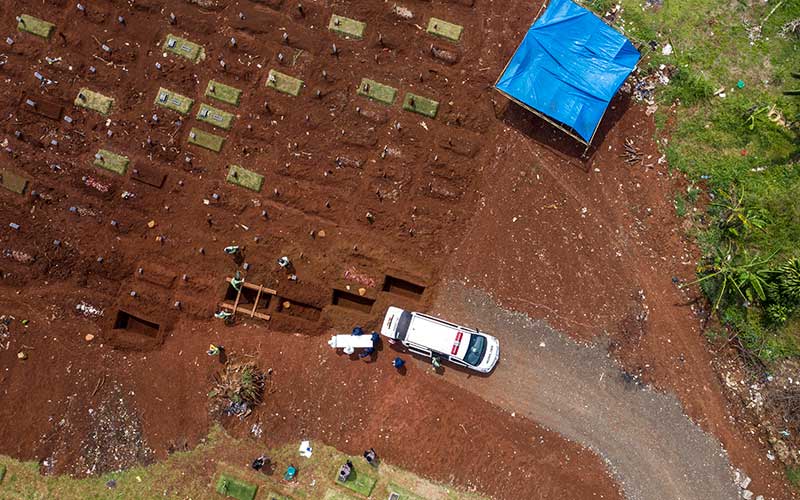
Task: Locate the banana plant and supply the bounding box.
[711,187,768,239]
[686,244,774,311]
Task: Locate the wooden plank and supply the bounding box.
[225,277,277,295]
[220,302,271,321]
[20,95,62,120]
[232,284,243,317]
[251,285,263,318]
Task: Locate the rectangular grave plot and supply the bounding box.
[266,70,303,97]
[187,128,225,152]
[197,104,234,130]
[113,310,160,339]
[382,275,426,298]
[427,17,463,42]
[17,14,55,39]
[276,297,322,321]
[20,95,62,120]
[331,289,375,313]
[357,79,397,105]
[328,14,366,39]
[75,89,114,115]
[205,80,242,106]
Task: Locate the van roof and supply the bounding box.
[407,312,472,359]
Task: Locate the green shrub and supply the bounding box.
[661,68,714,106]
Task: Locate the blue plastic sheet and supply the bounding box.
[496,0,640,143]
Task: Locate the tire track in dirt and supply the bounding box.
[429,281,740,500]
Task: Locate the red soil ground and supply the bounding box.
[0,0,791,498]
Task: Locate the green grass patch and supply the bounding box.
[328,14,366,39]
[0,464,5,482]
[206,80,242,107]
[387,482,426,500]
[0,426,488,500]
[215,474,257,500]
[163,34,205,63]
[17,14,54,39]
[337,467,376,497]
[266,70,304,96]
[93,150,129,175]
[197,104,234,130]
[357,78,397,105]
[323,489,358,500]
[788,466,800,489]
[402,92,439,118]
[74,88,114,115]
[593,0,800,363]
[188,128,225,153]
[226,165,264,192]
[426,17,463,42]
[0,168,28,195]
[154,87,194,115]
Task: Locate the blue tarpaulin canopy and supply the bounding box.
[495,0,640,144]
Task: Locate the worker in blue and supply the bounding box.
[392,357,405,370]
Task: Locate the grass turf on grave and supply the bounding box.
[74,89,114,115]
[402,93,438,118]
[154,88,194,115]
[265,493,291,500]
[328,14,366,39]
[357,78,397,105]
[163,34,205,63]
[17,14,54,39]
[93,150,129,175]
[323,489,358,500]
[215,474,257,500]
[197,104,234,130]
[336,467,376,497]
[188,128,225,153]
[205,80,242,107]
[226,165,264,192]
[0,168,28,195]
[426,17,463,42]
[266,70,303,97]
[386,482,425,500]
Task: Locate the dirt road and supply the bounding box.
[431,280,740,500]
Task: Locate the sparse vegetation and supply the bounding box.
[211,359,266,411]
[596,0,800,362]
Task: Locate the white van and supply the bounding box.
[380,306,500,373]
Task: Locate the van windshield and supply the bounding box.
[396,311,412,341]
[464,334,486,366]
